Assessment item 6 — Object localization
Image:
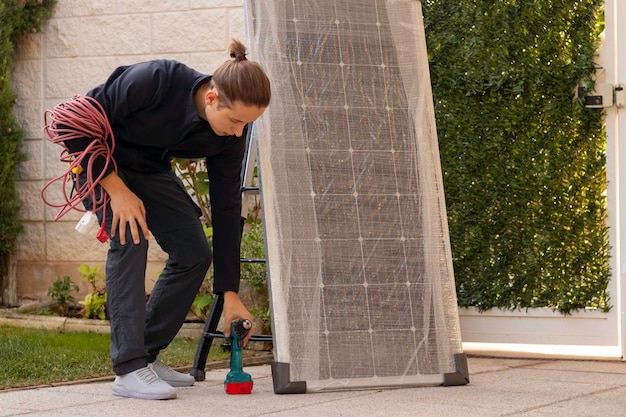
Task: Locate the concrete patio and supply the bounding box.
[2,356,626,417]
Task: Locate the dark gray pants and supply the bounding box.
[85,169,212,375]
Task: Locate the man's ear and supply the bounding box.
[205,89,218,106]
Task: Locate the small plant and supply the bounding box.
[78,264,107,320]
[173,158,211,226]
[250,305,271,334]
[47,275,79,317]
[241,218,270,335]
[191,287,213,320]
[241,219,267,295]
[80,291,107,320]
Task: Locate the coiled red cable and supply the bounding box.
[41,95,116,239]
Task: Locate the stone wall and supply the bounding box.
[12,0,246,301]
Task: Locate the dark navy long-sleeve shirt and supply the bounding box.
[70,59,246,294]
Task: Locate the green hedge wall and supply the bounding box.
[0,0,56,302]
[423,0,610,314]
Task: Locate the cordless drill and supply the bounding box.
[224,318,253,394]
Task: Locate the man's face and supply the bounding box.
[205,92,266,137]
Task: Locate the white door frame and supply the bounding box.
[604,0,626,360]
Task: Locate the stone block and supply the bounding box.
[44,58,123,98]
[115,0,188,14]
[228,8,247,41]
[16,222,45,262]
[16,181,45,221]
[12,59,42,99]
[148,239,168,262]
[44,201,82,223]
[46,220,108,261]
[152,10,227,53]
[44,19,81,58]
[182,51,225,74]
[14,98,44,139]
[17,139,43,180]
[14,32,43,60]
[51,0,116,17]
[16,261,91,300]
[44,138,71,178]
[45,218,168,263]
[191,0,243,8]
[78,15,152,56]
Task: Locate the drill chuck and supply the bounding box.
[232,318,252,339]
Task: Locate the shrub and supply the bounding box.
[423,0,610,313]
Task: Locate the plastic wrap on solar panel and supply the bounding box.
[244,0,465,391]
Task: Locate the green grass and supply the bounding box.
[0,325,229,390]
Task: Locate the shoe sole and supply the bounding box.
[161,378,195,387]
[112,386,177,400]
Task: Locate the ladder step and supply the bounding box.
[241,186,259,193]
[204,330,273,343]
[240,257,265,263]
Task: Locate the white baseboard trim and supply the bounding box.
[458,307,622,360]
[463,342,622,360]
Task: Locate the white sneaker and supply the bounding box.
[150,358,195,387]
[113,366,177,400]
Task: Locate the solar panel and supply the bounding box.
[244,0,468,392]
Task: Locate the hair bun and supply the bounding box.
[230,50,247,61]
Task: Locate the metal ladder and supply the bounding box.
[190,126,272,381]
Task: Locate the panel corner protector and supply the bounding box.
[271,361,307,394]
[442,352,470,386]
